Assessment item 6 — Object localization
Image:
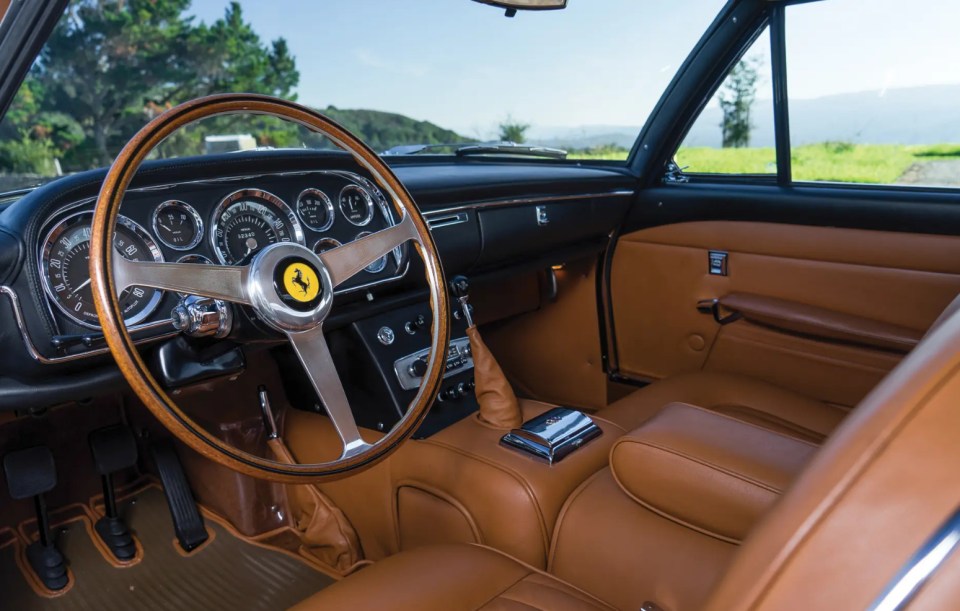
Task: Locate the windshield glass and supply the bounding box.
[0,0,723,190]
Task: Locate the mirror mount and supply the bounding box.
[472,0,567,16]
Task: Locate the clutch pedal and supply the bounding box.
[3,446,69,591]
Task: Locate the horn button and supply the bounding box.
[246,243,334,332]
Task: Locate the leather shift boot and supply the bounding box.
[268,438,364,572]
[467,325,523,429]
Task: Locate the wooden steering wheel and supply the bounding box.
[89,94,449,482]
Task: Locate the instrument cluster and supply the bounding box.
[38,171,405,331]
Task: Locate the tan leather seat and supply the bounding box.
[599,371,847,444]
[290,543,613,610]
[293,297,960,610]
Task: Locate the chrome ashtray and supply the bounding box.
[500,407,602,464]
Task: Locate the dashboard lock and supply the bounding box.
[171,295,232,338]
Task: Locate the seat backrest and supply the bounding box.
[705,301,960,610]
[925,292,960,339]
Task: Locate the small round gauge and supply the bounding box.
[152,200,203,250]
[176,254,213,265]
[296,188,334,231]
[338,184,374,226]
[40,212,165,329]
[175,254,213,297]
[312,237,342,255]
[210,189,304,265]
[355,232,387,273]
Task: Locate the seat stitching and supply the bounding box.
[656,402,821,448]
[613,438,785,494]
[419,439,551,560]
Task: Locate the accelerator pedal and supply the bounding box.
[151,441,208,552]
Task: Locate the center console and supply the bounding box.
[282,282,620,571]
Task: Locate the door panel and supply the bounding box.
[611,221,960,406]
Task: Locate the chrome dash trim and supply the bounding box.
[426,212,469,230]
[0,285,179,364]
[422,189,634,218]
[869,507,960,611]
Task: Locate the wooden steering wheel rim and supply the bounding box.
[89,94,449,483]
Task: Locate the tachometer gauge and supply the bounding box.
[40,212,165,329]
[152,200,203,250]
[355,232,388,273]
[338,184,374,226]
[296,188,334,231]
[210,189,304,265]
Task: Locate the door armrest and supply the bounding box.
[719,292,923,353]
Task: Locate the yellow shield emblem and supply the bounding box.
[282,262,320,303]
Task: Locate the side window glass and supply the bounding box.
[787,0,960,186]
[674,27,774,175]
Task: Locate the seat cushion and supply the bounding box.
[611,403,817,542]
[599,371,847,443]
[290,543,613,611]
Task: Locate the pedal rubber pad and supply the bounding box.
[90,425,138,475]
[152,441,209,552]
[4,446,56,500]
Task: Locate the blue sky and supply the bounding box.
[188,0,960,137]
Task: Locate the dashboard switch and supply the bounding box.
[408,358,428,378]
[404,314,427,335]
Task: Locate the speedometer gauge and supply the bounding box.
[210,189,304,265]
[40,212,164,329]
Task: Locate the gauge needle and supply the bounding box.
[159,222,174,232]
[70,278,92,296]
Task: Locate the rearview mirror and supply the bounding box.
[472,0,567,12]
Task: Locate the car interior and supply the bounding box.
[0,0,959,609]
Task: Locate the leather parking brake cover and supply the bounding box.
[268,438,363,572]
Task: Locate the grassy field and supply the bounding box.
[569,142,960,184]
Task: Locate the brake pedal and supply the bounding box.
[3,446,68,591]
[151,440,208,552]
[89,425,139,560]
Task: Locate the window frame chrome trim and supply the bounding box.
[869,507,960,611]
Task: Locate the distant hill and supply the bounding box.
[319,106,469,152]
[527,84,960,150]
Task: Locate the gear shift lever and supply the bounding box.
[451,275,522,429]
[450,275,474,327]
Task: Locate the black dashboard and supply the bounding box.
[0,149,636,412]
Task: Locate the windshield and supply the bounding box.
[0,0,723,190]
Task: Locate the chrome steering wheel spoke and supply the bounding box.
[286,325,372,459]
[113,255,252,305]
[318,213,418,287]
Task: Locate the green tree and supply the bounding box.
[498,116,530,144]
[718,58,760,148]
[2,0,300,170]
